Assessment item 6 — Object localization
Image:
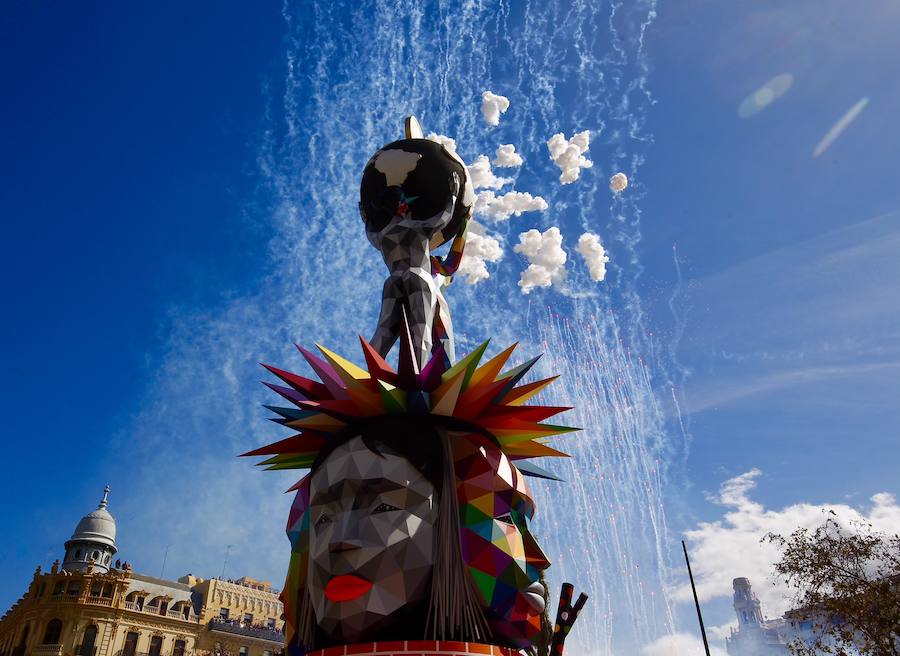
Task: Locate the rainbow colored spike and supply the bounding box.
[243,337,578,477]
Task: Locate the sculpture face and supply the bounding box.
[307,436,437,643]
[454,441,551,648]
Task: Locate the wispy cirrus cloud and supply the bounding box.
[685,359,900,415]
[681,210,900,414]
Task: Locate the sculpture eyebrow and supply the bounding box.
[360,478,407,492]
[310,477,410,506]
[354,479,409,504]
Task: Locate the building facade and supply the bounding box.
[724,577,851,656]
[725,578,791,656]
[0,489,284,656]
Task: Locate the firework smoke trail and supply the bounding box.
[531,310,676,654]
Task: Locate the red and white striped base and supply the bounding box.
[309,642,521,656]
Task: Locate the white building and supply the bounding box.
[724,578,791,656]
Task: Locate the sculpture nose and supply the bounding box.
[329,540,362,554]
[328,512,361,554]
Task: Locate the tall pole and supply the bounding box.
[160,545,171,579]
[220,545,232,579]
[682,540,711,656]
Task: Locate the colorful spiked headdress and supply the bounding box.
[242,325,578,482]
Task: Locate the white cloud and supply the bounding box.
[456,220,503,285]
[426,132,458,153]
[493,144,524,168]
[547,130,593,184]
[680,469,900,618]
[467,154,512,190]
[642,632,728,656]
[481,90,510,126]
[513,226,568,294]
[475,190,548,221]
[576,232,610,282]
[609,172,628,193]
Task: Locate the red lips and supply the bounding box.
[324,575,373,602]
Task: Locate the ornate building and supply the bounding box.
[724,577,848,656]
[0,489,285,656]
[725,578,790,656]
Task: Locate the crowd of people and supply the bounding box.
[210,617,283,636]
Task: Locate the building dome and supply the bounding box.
[70,504,116,548]
[63,486,118,573]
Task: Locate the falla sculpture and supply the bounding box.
[244,117,588,656]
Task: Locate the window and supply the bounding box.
[219,607,229,620]
[149,636,163,656]
[42,619,63,645]
[92,551,100,561]
[263,651,272,656]
[80,625,98,656]
[173,640,186,656]
[75,550,82,560]
[266,618,275,630]
[83,625,97,647]
[123,632,139,656]
[238,647,248,656]
[243,613,253,625]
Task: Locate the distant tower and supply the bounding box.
[732,577,764,627]
[62,485,117,573]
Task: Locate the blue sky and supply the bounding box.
[2,2,898,655]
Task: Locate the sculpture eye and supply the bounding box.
[373,502,399,514]
[496,513,515,525]
[314,513,332,529]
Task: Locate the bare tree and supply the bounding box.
[766,512,900,656]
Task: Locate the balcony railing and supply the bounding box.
[33,645,63,656]
[85,596,113,606]
[208,619,284,644]
[47,593,112,606]
[49,593,75,603]
[123,602,198,622]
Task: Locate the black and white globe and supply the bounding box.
[359,138,473,245]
